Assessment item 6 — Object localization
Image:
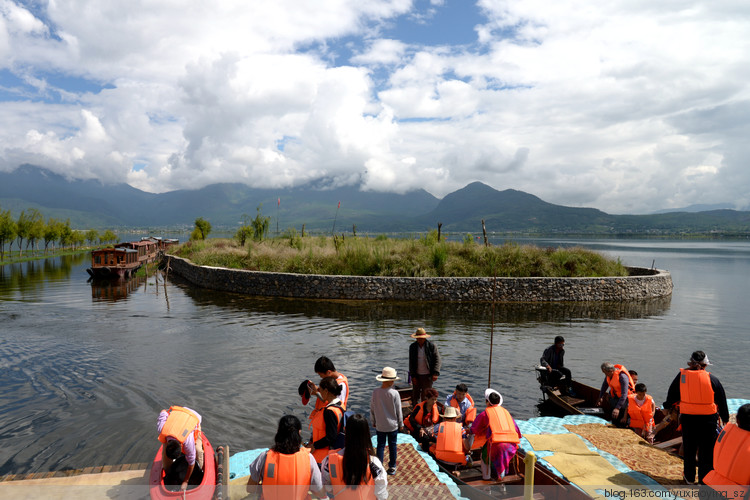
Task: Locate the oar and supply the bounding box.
[488,275,496,388]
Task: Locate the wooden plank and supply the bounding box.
[653,436,682,449]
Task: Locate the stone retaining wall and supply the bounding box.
[164,255,673,302]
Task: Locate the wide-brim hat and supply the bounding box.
[411,327,430,339]
[484,388,503,406]
[441,406,459,419]
[298,380,312,405]
[376,366,401,382]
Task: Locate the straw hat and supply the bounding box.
[376,366,401,382]
[484,388,503,406]
[441,406,459,419]
[411,327,430,339]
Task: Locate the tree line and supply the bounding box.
[0,206,118,261]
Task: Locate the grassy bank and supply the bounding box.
[171,234,628,278]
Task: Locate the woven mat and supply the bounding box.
[565,423,683,485]
[384,443,456,500]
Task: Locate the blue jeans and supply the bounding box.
[376,430,398,469]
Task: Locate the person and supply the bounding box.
[246,415,323,500]
[404,388,440,451]
[408,327,441,403]
[445,383,477,428]
[627,383,655,443]
[321,413,388,500]
[470,389,522,481]
[306,356,350,412]
[370,366,403,476]
[540,336,572,395]
[597,361,635,427]
[157,405,205,492]
[664,350,729,485]
[629,370,639,385]
[310,376,346,464]
[703,403,750,498]
[430,406,471,465]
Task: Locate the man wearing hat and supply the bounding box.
[408,327,442,404]
[371,367,404,475]
[664,350,729,485]
[470,389,521,481]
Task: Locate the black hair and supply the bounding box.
[165,440,182,460]
[635,383,647,393]
[629,370,638,376]
[488,392,501,405]
[314,356,335,373]
[455,383,468,393]
[737,403,750,431]
[272,415,303,454]
[319,376,343,396]
[342,414,375,487]
[690,351,707,364]
[554,336,565,344]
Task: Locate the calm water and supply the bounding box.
[1,238,749,475]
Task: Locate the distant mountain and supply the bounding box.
[2,165,750,235]
[652,203,735,214]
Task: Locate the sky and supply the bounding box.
[1,0,749,214]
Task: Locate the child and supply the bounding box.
[627,382,655,443]
[370,367,404,476]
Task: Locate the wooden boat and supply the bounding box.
[535,368,681,449]
[148,431,217,500]
[87,246,141,279]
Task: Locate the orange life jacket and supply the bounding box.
[486,405,520,444]
[449,393,477,425]
[327,450,375,500]
[606,364,635,398]
[627,394,655,431]
[403,401,440,432]
[703,423,750,498]
[158,406,201,446]
[434,421,466,463]
[312,374,350,415]
[679,368,717,415]
[312,403,343,463]
[262,449,312,500]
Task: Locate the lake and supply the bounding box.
[1,237,748,475]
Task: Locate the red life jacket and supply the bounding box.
[312,403,343,463]
[262,449,312,500]
[679,368,717,415]
[449,393,477,425]
[703,423,750,498]
[606,364,635,398]
[403,401,439,432]
[434,421,466,463]
[486,405,520,444]
[327,450,375,500]
[157,406,201,457]
[627,394,655,431]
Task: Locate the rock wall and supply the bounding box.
[164,255,673,302]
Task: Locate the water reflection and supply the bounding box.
[90,275,146,302]
[0,254,86,299]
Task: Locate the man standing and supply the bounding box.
[408,327,441,403]
[597,361,635,427]
[664,350,729,485]
[540,336,572,395]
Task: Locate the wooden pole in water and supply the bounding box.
[488,274,496,388]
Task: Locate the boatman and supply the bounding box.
[664,350,729,485]
[703,403,750,498]
[540,336,572,395]
[157,405,205,491]
[408,327,441,403]
[597,361,635,427]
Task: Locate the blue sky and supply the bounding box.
[1,0,749,213]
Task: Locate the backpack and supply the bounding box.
[332,409,355,450]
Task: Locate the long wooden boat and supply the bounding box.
[87,246,141,279]
[398,384,590,498]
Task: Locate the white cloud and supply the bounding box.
[1,0,749,213]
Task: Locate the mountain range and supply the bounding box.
[2,164,750,235]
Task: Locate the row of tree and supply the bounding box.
[0,206,118,261]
